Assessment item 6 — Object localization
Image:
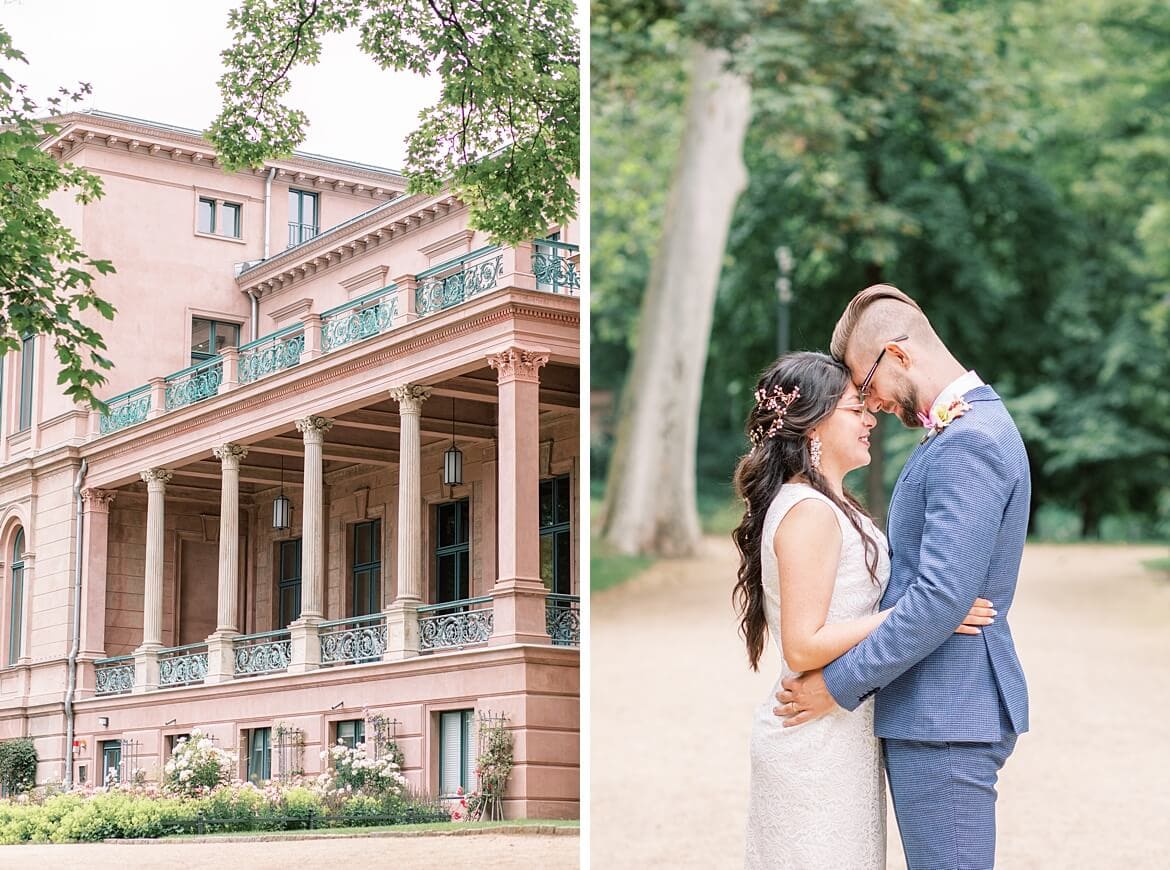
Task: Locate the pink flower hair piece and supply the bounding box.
[750,384,801,446]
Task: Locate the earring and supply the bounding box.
[810,436,822,471]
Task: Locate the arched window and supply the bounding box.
[9,529,24,665]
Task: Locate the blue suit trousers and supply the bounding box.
[884,731,1018,870]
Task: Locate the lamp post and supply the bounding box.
[776,245,793,356]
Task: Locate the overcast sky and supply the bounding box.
[2,0,444,169]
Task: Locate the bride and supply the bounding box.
[732,352,993,869]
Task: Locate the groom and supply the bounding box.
[775,285,1029,869]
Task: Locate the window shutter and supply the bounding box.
[440,711,463,795]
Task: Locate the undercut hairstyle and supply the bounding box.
[830,284,925,363]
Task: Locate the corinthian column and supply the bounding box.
[296,416,332,619]
[205,444,247,685]
[211,443,247,632]
[135,468,172,691]
[289,416,332,673]
[487,348,552,645]
[385,384,431,660]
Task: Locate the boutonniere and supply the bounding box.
[917,398,972,444]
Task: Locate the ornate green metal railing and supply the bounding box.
[238,326,305,385]
[158,642,209,687]
[165,358,223,410]
[99,386,152,435]
[415,246,504,316]
[94,655,135,696]
[417,596,494,651]
[92,238,578,439]
[320,613,387,665]
[233,629,291,676]
[533,239,580,295]
[546,593,580,646]
[321,285,398,352]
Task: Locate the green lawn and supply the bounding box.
[164,819,579,840]
[1142,556,1170,574]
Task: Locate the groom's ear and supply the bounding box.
[887,342,912,368]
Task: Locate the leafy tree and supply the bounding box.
[211,0,579,245]
[0,26,115,409]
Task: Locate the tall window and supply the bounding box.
[352,519,381,616]
[438,710,475,796]
[277,539,302,628]
[197,197,242,238]
[435,500,470,603]
[540,476,572,595]
[191,318,240,365]
[100,740,122,786]
[288,189,319,247]
[18,335,34,432]
[335,719,365,750]
[248,728,271,783]
[8,529,24,666]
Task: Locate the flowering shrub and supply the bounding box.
[162,731,234,797]
[318,740,407,800]
[465,716,513,821]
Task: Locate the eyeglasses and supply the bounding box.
[858,334,909,400]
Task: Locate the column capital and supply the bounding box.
[296,416,334,443]
[487,348,550,384]
[389,384,432,414]
[139,468,173,489]
[80,488,117,514]
[212,443,249,466]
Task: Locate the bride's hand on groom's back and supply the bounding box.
[955,598,996,636]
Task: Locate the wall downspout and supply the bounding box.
[64,457,88,789]
[254,166,276,342]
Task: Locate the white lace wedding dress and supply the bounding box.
[745,484,890,869]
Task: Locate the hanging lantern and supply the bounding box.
[272,456,292,530]
[443,398,463,486]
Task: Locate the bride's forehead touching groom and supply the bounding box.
[768,284,1031,870]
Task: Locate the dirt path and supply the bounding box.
[0,830,579,869]
[592,541,1170,868]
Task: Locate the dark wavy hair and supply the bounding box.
[731,352,882,671]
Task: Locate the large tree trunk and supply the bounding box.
[600,43,752,557]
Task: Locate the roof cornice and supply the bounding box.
[42,112,408,196]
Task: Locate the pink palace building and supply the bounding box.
[0,111,580,817]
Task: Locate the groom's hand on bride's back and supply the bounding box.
[774,670,839,727]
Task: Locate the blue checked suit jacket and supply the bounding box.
[822,384,1030,742]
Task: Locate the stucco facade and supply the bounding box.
[0,111,580,818]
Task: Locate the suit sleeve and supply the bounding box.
[822,426,1012,711]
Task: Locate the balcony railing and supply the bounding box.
[533,239,581,295]
[158,642,209,687]
[288,222,319,248]
[238,326,305,385]
[92,239,577,439]
[546,594,580,646]
[320,613,387,665]
[417,597,494,651]
[321,285,398,353]
[415,246,504,316]
[233,629,292,677]
[99,385,151,435]
[165,358,223,410]
[94,655,135,696]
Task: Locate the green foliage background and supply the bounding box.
[592,0,1170,541]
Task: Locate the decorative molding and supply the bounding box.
[82,296,578,475]
[212,443,249,465]
[269,297,314,324]
[295,416,335,442]
[340,265,391,298]
[419,229,475,262]
[200,513,220,543]
[540,440,554,477]
[140,468,174,487]
[487,348,550,384]
[80,488,117,514]
[388,384,432,415]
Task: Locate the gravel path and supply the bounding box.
[592,540,1170,868]
[0,829,579,869]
